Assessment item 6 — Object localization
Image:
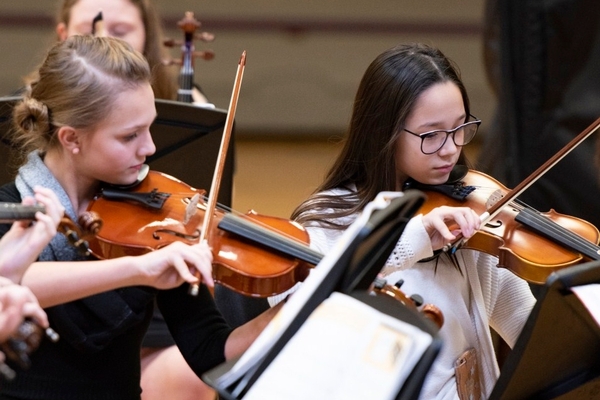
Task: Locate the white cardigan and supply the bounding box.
[280,189,536,399]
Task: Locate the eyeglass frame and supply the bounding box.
[403,114,481,155]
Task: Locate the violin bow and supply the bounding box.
[189,51,246,296]
[447,116,600,253]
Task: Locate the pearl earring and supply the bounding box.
[72,147,80,155]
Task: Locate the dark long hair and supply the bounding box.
[292,43,471,228]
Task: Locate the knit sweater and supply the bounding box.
[298,188,536,399]
[0,182,232,400]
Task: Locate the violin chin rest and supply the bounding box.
[105,164,150,190]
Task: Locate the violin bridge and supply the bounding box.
[184,193,200,224]
[486,189,504,210]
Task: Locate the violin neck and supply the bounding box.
[218,213,323,265]
[177,33,195,103]
[0,203,44,223]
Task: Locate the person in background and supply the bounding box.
[55,0,209,104]
[0,35,280,400]
[286,43,536,400]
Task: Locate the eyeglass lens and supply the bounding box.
[421,122,478,154]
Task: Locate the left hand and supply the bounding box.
[0,283,48,343]
[0,186,65,283]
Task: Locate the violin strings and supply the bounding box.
[178,192,311,245]
[471,186,598,257]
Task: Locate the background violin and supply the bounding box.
[371,277,444,329]
[408,168,600,284]
[163,11,215,103]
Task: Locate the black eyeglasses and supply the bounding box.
[403,115,481,155]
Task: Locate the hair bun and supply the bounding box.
[14,97,51,136]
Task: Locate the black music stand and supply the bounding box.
[489,261,600,400]
[203,190,443,400]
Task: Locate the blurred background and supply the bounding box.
[0,0,491,218]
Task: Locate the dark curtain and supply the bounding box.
[479,0,600,229]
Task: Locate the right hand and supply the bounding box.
[135,241,214,290]
[421,205,480,251]
[0,284,48,343]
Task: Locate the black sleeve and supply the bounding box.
[0,182,22,238]
[156,283,233,376]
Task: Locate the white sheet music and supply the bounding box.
[571,283,600,326]
[243,292,432,400]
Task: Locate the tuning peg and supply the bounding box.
[196,32,215,42]
[194,50,215,61]
[163,38,183,48]
[394,278,405,289]
[409,294,424,307]
[162,58,183,66]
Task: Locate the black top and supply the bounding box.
[0,182,232,400]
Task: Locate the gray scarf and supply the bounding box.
[16,151,87,262]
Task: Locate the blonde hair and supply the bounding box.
[12,35,151,159]
[57,0,177,100]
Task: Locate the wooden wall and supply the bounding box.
[0,1,491,217]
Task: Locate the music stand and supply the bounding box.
[203,190,443,400]
[489,261,600,400]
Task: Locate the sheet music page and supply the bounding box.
[213,192,406,389]
[571,283,600,326]
[243,292,432,400]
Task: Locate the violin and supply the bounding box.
[371,277,444,329]
[0,319,59,380]
[408,166,600,284]
[0,204,73,380]
[0,203,102,257]
[85,170,321,297]
[163,11,215,103]
[408,116,600,284]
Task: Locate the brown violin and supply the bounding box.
[370,277,444,329]
[0,202,102,257]
[409,167,600,284]
[163,11,215,103]
[0,204,75,380]
[408,116,600,284]
[0,319,59,380]
[85,170,321,297]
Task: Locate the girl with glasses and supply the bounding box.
[279,43,536,400]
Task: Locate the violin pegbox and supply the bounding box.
[58,212,103,257]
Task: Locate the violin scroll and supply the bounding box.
[57,212,103,257]
[370,277,444,329]
[0,203,103,257]
[0,319,60,380]
[162,11,215,66]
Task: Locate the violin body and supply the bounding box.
[416,169,600,284]
[86,171,312,297]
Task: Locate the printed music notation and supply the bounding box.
[243,292,433,400]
